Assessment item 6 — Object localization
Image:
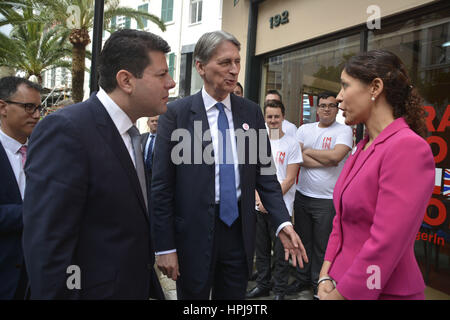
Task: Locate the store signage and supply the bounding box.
[269,10,289,29]
[425,104,450,238]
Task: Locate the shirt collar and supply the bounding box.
[0,127,26,154]
[96,87,134,135]
[201,87,232,112]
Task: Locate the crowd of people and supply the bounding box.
[0,28,434,300]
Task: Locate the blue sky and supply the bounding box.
[0,13,12,36]
[0,25,12,36]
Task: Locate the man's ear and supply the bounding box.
[195,60,205,77]
[116,70,135,94]
[0,99,8,117]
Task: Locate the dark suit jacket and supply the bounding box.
[0,143,25,299]
[22,94,164,299]
[151,91,290,293]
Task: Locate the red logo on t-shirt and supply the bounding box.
[322,137,332,149]
[276,151,286,165]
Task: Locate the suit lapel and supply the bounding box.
[190,91,212,150]
[88,96,149,222]
[230,95,246,177]
[0,143,22,202]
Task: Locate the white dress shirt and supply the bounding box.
[0,128,27,199]
[202,87,241,203]
[96,88,138,167]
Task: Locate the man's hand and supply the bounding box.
[278,225,308,268]
[156,252,180,281]
[256,202,268,214]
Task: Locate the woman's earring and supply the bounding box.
[371,96,375,101]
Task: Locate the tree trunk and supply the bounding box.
[71,43,86,103]
[69,28,90,103]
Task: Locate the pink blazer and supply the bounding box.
[325,117,435,300]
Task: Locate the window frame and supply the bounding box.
[161,0,174,23]
[189,0,203,25]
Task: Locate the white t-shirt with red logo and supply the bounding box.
[269,134,303,216]
[295,121,353,199]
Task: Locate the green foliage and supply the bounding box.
[0,4,72,83]
[1,0,167,98]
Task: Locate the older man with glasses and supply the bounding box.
[0,76,41,299]
[287,91,353,299]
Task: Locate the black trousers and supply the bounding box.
[176,205,248,300]
[13,263,28,300]
[254,211,289,295]
[292,191,335,289]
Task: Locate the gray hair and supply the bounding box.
[194,31,241,64]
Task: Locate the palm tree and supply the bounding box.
[0,0,28,15]
[0,6,72,85]
[32,0,167,102]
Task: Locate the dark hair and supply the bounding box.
[264,99,285,116]
[266,89,282,102]
[0,76,41,100]
[98,29,171,92]
[236,82,243,92]
[317,91,337,105]
[344,49,427,137]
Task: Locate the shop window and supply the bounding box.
[262,35,360,128]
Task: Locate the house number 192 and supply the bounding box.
[270,11,289,29]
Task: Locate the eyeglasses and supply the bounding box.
[5,100,43,114]
[317,103,338,110]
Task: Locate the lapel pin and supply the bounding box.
[242,123,249,131]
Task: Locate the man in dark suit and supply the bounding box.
[141,116,158,173]
[0,77,41,299]
[141,116,158,204]
[22,29,175,299]
[151,31,308,300]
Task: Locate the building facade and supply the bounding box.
[113,0,223,102]
[223,0,450,298]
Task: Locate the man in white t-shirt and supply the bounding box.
[288,92,353,298]
[265,90,297,137]
[246,99,302,300]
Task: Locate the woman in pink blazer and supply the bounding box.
[318,50,435,300]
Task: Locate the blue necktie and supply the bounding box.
[216,103,239,226]
[145,134,155,170]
